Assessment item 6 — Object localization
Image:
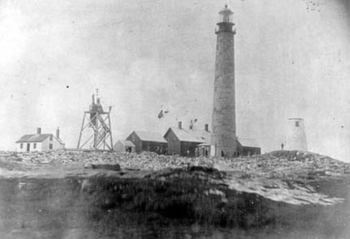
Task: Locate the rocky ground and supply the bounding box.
[0,150,349,238]
[0,149,349,206]
[1,149,349,175]
[0,150,214,169]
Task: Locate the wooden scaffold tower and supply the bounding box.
[77,89,113,150]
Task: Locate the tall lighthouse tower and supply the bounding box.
[211,5,237,157]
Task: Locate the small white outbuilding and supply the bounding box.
[114,140,136,153]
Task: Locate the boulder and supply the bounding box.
[91,163,121,171]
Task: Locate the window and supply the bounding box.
[20,143,23,149]
[34,143,36,149]
[295,121,299,127]
[49,144,53,150]
[50,135,53,141]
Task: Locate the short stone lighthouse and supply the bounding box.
[211,5,237,157]
[286,118,308,151]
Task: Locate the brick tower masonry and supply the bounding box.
[211,5,238,157]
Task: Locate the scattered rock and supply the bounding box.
[0,150,349,206]
[0,150,348,178]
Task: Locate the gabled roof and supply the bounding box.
[56,137,65,146]
[16,134,65,145]
[132,131,167,143]
[116,140,135,147]
[16,134,52,143]
[165,127,211,143]
[237,138,260,148]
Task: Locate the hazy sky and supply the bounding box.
[1,0,350,161]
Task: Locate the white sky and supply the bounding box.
[0,0,349,161]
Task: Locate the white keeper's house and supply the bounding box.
[15,127,65,152]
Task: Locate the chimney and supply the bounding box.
[178,121,182,129]
[189,120,194,130]
[56,127,60,139]
[37,127,41,134]
[205,124,209,132]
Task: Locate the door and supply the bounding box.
[27,143,30,152]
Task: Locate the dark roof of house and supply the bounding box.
[131,131,168,143]
[16,134,52,143]
[16,134,65,145]
[165,127,211,143]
